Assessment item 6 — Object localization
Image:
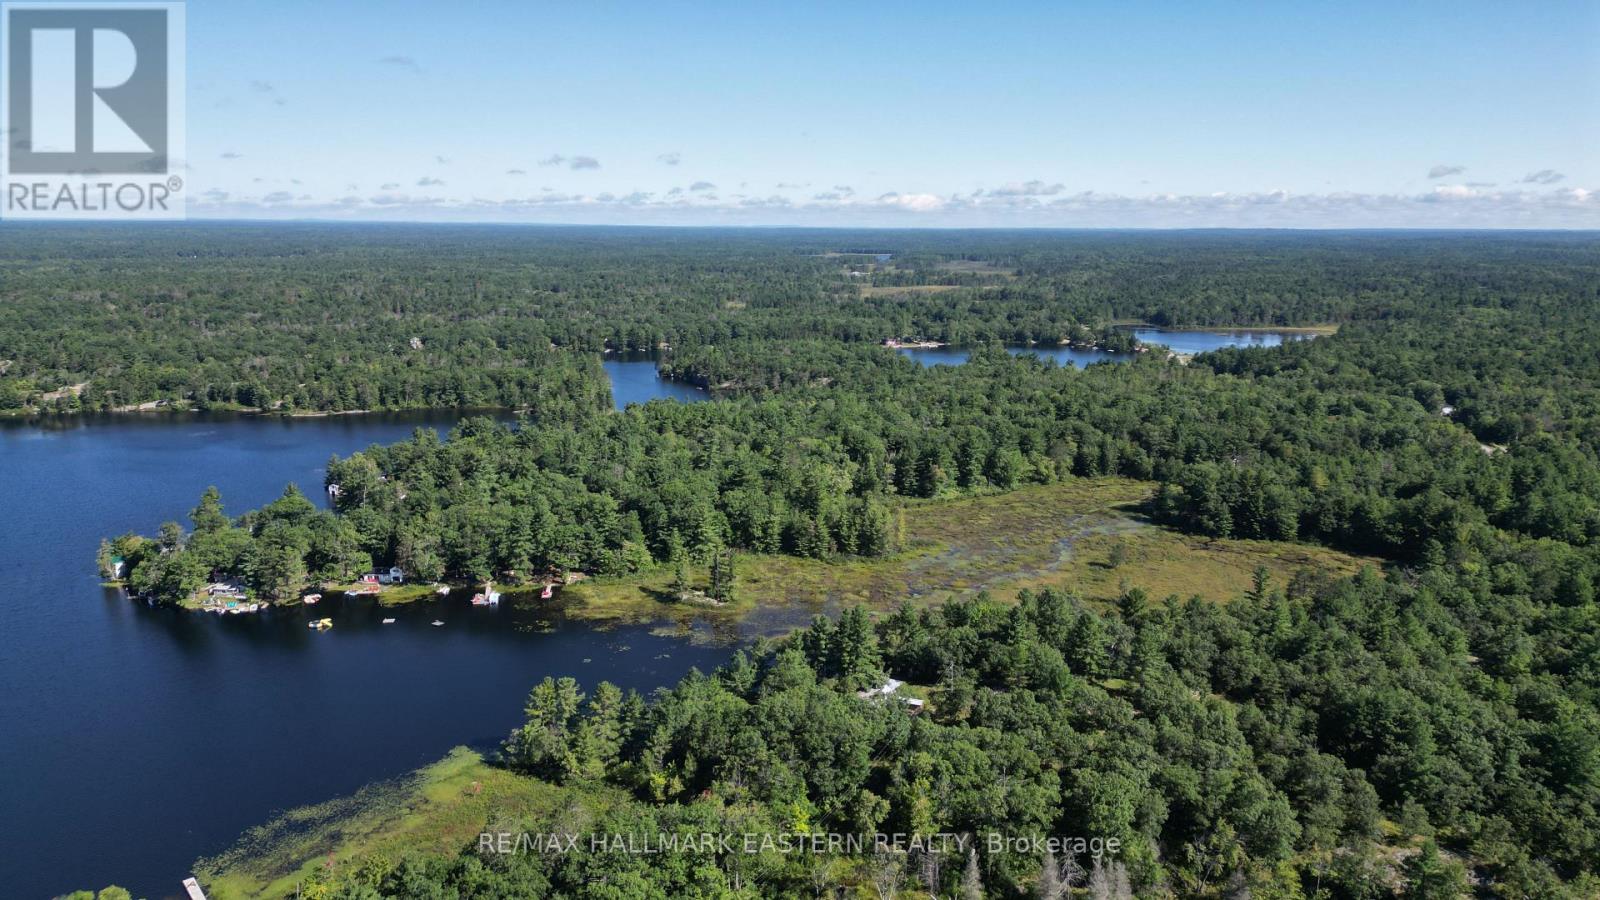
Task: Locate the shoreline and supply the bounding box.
[1110,321,1341,335]
[0,404,523,424]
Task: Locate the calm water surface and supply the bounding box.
[0,410,731,899]
[897,328,1315,367]
[603,351,709,409]
[1128,327,1313,354]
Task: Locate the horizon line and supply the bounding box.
[3,217,1598,234]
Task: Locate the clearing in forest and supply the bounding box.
[563,478,1379,637]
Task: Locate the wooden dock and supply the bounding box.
[182,876,208,900]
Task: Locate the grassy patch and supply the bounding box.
[195,748,629,899]
[561,478,1379,635]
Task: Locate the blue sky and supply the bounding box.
[186,0,1599,226]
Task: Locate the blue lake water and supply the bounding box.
[604,351,710,409]
[896,328,1316,367]
[0,412,732,899]
[1128,327,1313,354]
[897,346,1123,367]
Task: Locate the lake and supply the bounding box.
[1127,327,1313,354]
[603,351,710,409]
[895,328,1316,367]
[0,412,732,899]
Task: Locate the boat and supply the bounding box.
[303,593,321,605]
[431,620,444,627]
[308,618,333,630]
[435,585,449,595]
[470,593,488,606]
[381,617,396,624]
[540,583,554,599]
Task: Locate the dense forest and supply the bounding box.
[5,226,1596,414]
[105,328,1598,605]
[67,227,1600,896]
[286,578,1597,898]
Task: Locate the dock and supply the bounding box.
[182,876,208,900]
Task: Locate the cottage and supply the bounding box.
[207,580,247,599]
[857,678,905,701]
[376,566,406,585]
[857,677,923,713]
[108,556,126,579]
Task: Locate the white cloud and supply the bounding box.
[1428,164,1465,179]
[986,180,1065,197]
[186,182,1599,228]
[875,192,946,212]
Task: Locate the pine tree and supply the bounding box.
[1248,565,1271,604]
[832,606,884,690]
[190,486,229,533]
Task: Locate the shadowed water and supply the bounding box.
[0,412,731,898]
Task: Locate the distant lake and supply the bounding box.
[897,345,1124,368]
[603,351,710,409]
[896,328,1317,367]
[1128,327,1315,354]
[0,412,732,899]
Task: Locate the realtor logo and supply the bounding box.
[2,1,185,218]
